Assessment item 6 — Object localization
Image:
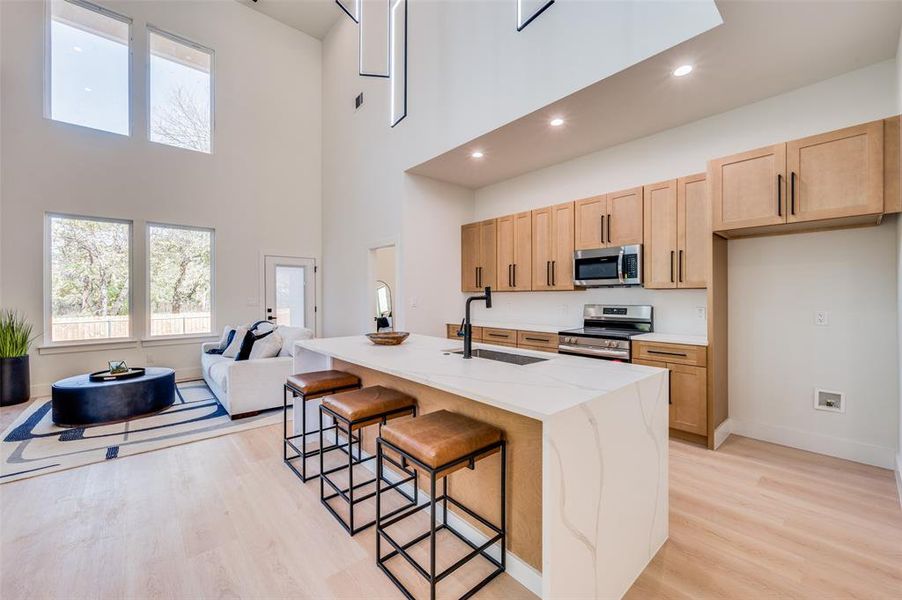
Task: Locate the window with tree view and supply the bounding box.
[149,28,212,153]
[49,215,131,342]
[148,225,213,337]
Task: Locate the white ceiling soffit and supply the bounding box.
[235,0,340,39]
[409,0,902,190]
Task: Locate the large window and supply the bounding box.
[48,215,132,342]
[48,0,130,135]
[148,224,213,337]
[148,27,213,153]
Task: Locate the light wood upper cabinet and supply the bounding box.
[643,180,678,289]
[574,196,606,250]
[710,144,786,232]
[496,211,532,291]
[606,186,643,246]
[461,223,480,292]
[786,120,884,223]
[532,202,574,291]
[460,219,496,292]
[677,174,708,288]
[574,188,642,250]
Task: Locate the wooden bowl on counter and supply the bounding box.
[366,332,410,346]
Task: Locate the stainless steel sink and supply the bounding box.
[449,348,549,365]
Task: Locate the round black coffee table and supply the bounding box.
[51,367,176,426]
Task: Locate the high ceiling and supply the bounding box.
[235,0,342,39]
[409,0,902,189]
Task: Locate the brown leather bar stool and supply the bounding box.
[319,385,418,535]
[375,410,506,600]
[283,370,361,482]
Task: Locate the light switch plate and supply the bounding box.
[815,311,829,326]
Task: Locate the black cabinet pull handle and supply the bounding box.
[647,349,688,358]
[790,171,796,215]
[546,261,551,286]
[607,213,612,243]
[512,263,517,288]
[488,333,509,338]
[670,250,675,283]
[777,173,783,217]
[600,214,605,244]
[551,260,556,286]
[678,250,684,283]
[524,336,550,342]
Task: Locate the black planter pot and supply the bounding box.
[0,355,30,406]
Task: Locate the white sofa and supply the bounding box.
[200,326,326,418]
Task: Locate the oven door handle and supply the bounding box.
[617,248,625,284]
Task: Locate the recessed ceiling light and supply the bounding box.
[73,46,83,53]
[83,87,93,92]
[471,151,484,159]
[673,64,693,77]
[549,117,565,127]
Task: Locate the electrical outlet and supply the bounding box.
[695,307,707,320]
[815,311,829,326]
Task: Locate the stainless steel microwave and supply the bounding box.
[573,244,643,287]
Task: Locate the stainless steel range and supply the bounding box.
[558,304,653,361]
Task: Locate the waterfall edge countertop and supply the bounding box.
[297,333,664,421]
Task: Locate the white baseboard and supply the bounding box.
[357,444,543,596]
[30,366,204,398]
[713,419,732,449]
[895,453,902,511]
[730,418,896,470]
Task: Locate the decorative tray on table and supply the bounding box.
[365,332,410,346]
[88,367,146,382]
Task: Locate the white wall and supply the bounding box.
[0,0,322,393]
[321,1,722,339]
[895,27,902,499]
[472,60,900,467]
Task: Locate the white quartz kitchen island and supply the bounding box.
[296,334,669,599]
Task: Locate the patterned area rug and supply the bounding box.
[0,381,281,484]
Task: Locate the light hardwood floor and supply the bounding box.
[1,402,900,599]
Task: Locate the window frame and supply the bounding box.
[43,212,135,347]
[145,221,216,340]
[44,0,134,136]
[145,24,215,154]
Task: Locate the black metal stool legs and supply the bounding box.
[375,439,507,600]
[319,404,418,535]
[282,383,360,482]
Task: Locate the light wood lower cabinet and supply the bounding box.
[445,324,559,353]
[634,341,708,438]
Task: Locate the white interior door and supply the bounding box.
[264,256,316,333]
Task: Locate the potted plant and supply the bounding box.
[0,310,37,406]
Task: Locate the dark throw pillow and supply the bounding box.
[235,328,274,361]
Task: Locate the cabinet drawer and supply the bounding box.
[482,328,516,343]
[634,341,706,367]
[517,331,559,350]
[446,324,482,340]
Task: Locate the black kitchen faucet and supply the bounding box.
[461,286,492,359]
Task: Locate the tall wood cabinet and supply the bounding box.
[461,219,496,292]
[643,180,679,288]
[711,120,885,234]
[574,187,643,250]
[496,211,532,291]
[532,202,574,291]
